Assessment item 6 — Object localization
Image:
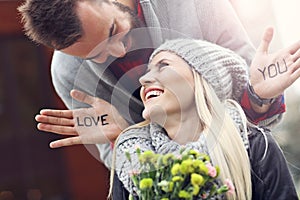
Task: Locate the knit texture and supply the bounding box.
[150,39,249,102]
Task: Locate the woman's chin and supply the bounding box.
[142,109,150,121]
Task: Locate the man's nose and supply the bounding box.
[108,38,127,58]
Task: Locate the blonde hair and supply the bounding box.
[193,69,252,199]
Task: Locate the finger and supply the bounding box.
[49,137,82,148]
[35,114,74,126]
[37,123,77,135]
[292,47,300,62]
[288,40,300,55]
[291,66,300,83]
[291,58,300,75]
[70,89,96,106]
[257,27,274,53]
[40,109,73,119]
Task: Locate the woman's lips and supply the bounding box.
[144,88,164,100]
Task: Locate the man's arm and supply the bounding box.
[243,27,300,126]
[50,52,126,168]
[183,0,286,125]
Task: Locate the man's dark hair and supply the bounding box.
[18,0,93,49]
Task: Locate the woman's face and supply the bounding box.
[139,51,195,122]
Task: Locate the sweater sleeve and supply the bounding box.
[193,0,255,66]
[193,0,285,127]
[249,127,298,199]
[51,51,113,168]
[240,89,285,127]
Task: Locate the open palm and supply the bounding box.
[35,90,128,148]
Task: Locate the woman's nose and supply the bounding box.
[139,69,156,85]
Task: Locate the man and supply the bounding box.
[19,0,300,168]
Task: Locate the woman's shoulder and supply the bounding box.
[118,121,152,141]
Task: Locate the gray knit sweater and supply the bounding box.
[50,0,276,168]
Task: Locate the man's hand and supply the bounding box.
[250,27,300,99]
[35,90,128,148]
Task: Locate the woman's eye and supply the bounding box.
[158,62,169,69]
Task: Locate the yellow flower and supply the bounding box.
[192,185,200,196]
[199,162,209,175]
[178,190,191,199]
[172,176,184,182]
[139,150,155,164]
[169,181,174,192]
[192,159,202,168]
[191,173,204,186]
[171,163,181,175]
[202,154,210,162]
[162,153,175,165]
[139,178,153,190]
[188,149,200,158]
[180,159,194,174]
[158,180,174,192]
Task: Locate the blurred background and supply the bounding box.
[0,1,109,200]
[0,0,299,199]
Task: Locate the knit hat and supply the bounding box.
[149,39,249,102]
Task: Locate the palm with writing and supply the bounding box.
[35,90,128,148]
[250,27,300,99]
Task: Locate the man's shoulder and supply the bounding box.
[51,50,83,75]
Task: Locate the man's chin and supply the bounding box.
[92,55,114,64]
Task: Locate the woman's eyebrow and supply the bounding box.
[147,57,172,70]
[156,58,171,66]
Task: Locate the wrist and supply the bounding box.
[247,82,276,107]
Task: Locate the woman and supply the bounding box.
[111,39,298,200]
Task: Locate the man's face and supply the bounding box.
[61,1,141,63]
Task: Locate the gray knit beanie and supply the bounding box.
[150,39,249,102]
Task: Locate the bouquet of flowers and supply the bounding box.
[125,148,234,200]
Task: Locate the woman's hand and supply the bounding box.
[35,90,128,148]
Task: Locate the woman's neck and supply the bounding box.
[163,110,203,145]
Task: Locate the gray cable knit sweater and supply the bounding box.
[50,0,270,168]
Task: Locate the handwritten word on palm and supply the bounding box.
[35,90,128,148]
[250,27,300,99]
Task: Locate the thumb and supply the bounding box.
[257,27,274,53]
[70,89,95,106]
